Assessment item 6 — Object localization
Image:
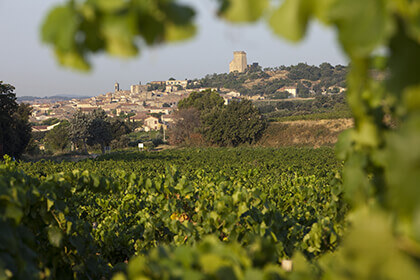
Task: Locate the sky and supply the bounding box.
[0,0,347,97]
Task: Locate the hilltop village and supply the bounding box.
[26,51,348,133]
[28,80,244,132]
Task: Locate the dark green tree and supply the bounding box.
[297,82,310,97]
[44,121,70,152]
[69,110,90,153]
[110,118,133,140]
[202,100,267,147]
[171,89,224,145]
[0,82,32,158]
[178,89,224,112]
[70,109,117,153]
[86,109,113,154]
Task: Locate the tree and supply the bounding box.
[271,91,290,99]
[110,118,133,140]
[70,109,132,153]
[0,82,32,158]
[69,110,90,153]
[44,121,70,152]
[178,89,224,112]
[171,89,224,145]
[86,109,113,154]
[297,82,310,97]
[202,100,267,147]
[169,108,201,145]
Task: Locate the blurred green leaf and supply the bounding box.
[41,5,78,52]
[164,23,196,42]
[269,0,312,42]
[48,226,63,247]
[55,49,90,71]
[219,0,268,23]
[93,0,127,13]
[329,0,394,57]
[5,204,23,224]
[101,13,139,57]
[388,25,420,94]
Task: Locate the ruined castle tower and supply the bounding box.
[229,51,247,73]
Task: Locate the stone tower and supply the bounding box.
[114,82,120,92]
[229,51,247,73]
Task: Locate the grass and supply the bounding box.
[257,119,353,148]
[268,110,352,122]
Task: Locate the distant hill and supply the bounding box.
[18,94,92,102]
[188,62,348,97]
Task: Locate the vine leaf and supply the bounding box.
[48,226,63,247]
[269,0,312,42]
[219,0,268,23]
[41,5,78,52]
[101,13,139,57]
[93,0,127,13]
[329,0,395,57]
[388,26,420,95]
[164,23,196,42]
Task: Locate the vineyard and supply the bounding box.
[3,0,420,278]
[1,148,348,279]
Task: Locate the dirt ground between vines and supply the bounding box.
[258,118,353,148]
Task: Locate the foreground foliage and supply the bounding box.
[0,82,31,159]
[1,148,345,279]
[12,0,420,278]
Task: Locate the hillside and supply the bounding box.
[258,118,353,148]
[255,93,351,121]
[189,63,348,97]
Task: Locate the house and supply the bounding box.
[80,107,97,113]
[144,116,161,131]
[165,79,189,89]
[244,95,264,101]
[327,86,346,94]
[150,81,165,86]
[280,87,297,98]
[32,122,61,132]
[131,112,148,122]
[226,91,241,98]
[148,107,171,115]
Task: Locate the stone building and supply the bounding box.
[131,84,147,94]
[281,87,297,98]
[229,51,247,73]
[165,79,188,88]
[144,116,161,131]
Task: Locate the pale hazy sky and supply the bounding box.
[0,0,347,97]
